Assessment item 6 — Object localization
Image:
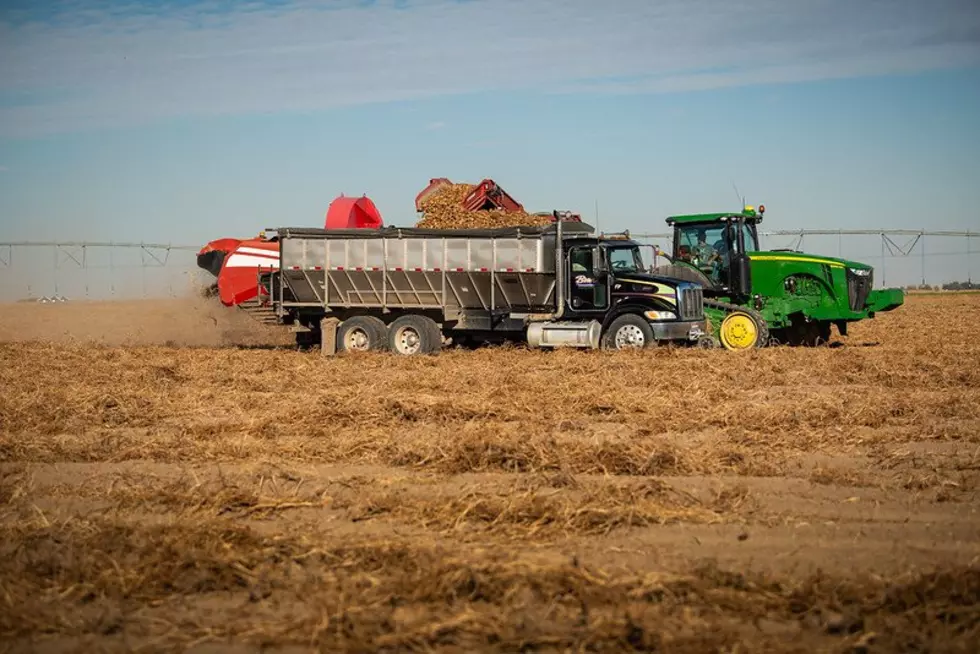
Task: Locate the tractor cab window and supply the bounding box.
[607,246,644,273]
[675,222,755,284]
[676,224,728,277]
[676,222,758,262]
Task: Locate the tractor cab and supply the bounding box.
[663,206,765,302]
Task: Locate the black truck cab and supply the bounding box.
[559,233,707,346]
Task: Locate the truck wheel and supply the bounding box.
[601,314,655,350]
[337,316,388,352]
[388,315,442,355]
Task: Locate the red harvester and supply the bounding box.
[197,194,383,309]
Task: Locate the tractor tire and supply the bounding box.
[601,314,656,350]
[705,299,769,351]
[776,317,832,347]
[388,314,443,355]
[337,316,388,353]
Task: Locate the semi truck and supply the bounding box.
[257,213,709,354]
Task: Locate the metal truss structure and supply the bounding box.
[0,241,200,300]
[0,230,977,300]
[631,229,978,287]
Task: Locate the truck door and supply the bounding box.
[568,246,609,312]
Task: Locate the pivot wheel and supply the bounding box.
[388,314,442,355]
[337,316,388,353]
[719,311,765,350]
[601,314,655,350]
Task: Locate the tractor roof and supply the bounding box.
[666,207,763,225]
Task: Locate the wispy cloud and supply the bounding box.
[1,0,978,137]
[0,165,8,172]
[425,121,446,131]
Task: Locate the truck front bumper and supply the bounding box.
[651,319,707,343]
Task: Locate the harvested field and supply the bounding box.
[1,293,979,652]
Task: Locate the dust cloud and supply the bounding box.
[0,295,295,347]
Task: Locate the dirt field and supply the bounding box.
[1,294,978,652]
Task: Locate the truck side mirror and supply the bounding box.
[593,247,608,276]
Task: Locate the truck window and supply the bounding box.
[570,248,591,273]
[568,246,608,311]
[608,246,643,273]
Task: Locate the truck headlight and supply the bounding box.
[645,310,677,320]
[849,268,871,277]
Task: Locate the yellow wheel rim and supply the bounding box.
[720,312,759,350]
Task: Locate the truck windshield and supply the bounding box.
[607,246,644,273]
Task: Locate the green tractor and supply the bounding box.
[650,204,905,350]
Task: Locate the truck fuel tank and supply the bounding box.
[526,320,602,349]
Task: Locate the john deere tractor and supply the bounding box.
[651,205,905,350]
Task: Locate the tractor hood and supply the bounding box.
[748,250,871,272]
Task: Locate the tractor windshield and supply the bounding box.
[674,221,758,283]
[675,222,758,262]
[607,246,644,273]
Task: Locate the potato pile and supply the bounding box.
[415,182,553,229]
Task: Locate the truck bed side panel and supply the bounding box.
[278,235,556,314]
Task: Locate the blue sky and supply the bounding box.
[1,0,979,295]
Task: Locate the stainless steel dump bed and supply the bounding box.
[273,223,595,317]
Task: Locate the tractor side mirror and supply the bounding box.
[732,253,752,297]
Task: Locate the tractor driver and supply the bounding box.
[693,230,720,270]
[709,224,738,283]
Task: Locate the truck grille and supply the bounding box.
[847,269,873,311]
[678,285,704,320]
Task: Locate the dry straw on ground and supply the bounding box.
[1,293,979,651]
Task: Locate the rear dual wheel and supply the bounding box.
[337,316,388,353]
[388,315,442,355]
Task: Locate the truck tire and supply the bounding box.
[337,316,388,352]
[601,314,655,350]
[388,314,442,355]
